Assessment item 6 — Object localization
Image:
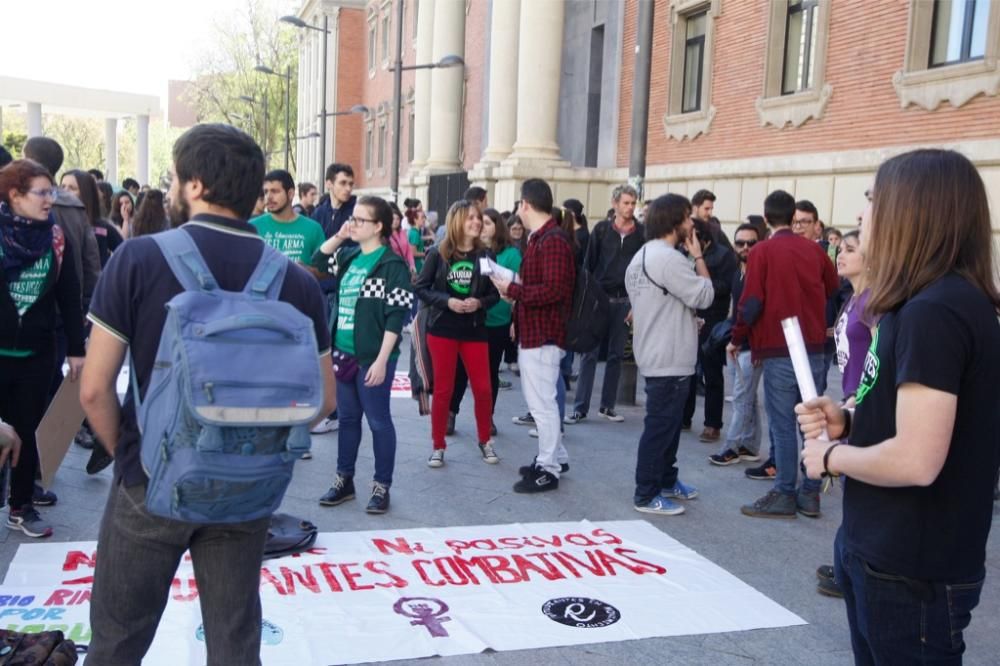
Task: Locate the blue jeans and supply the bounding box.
[337,359,397,486]
[719,350,763,455]
[762,355,824,495]
[633,375,690,506]
[89,483,270,665]
[574,298,630,415]
[835,529,984,664]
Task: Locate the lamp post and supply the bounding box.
[255,64,293,171]
[280,14,331,188]
[389,19,464,202]
[238,95,269,166]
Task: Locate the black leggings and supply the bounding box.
[451,325,510,416]
[0,351,56,509]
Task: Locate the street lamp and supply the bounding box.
[238,95,269,165]
[255,64,293,171]
[318,104,370,119]
[388,0,464,201]
[280,14,331,187]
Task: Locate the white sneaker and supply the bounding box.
[310,417,338,434]
[427,449,445,468]
[479,442,499,464]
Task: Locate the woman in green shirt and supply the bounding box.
[449,208,521,434]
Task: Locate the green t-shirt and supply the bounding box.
[408,227,424,273]
[335,246,387,355]
[0,246,52,357]
[486,245,522,327]
[250,213,326,264]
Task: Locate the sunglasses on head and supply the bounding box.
[734,240,757,248]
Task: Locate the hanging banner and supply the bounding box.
[2,520,804,664]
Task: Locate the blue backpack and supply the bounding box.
[134,229,323,524]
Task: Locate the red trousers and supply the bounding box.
[427,333,493,448]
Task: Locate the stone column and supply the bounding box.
[104,118,118,186]
[481,0,521,163]
[136,115,150,186]
[425,0,465,171]
[26,102,42,138]
[507,0,565,161]
[410,0,435,169]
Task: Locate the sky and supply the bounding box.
[0,0,299,99]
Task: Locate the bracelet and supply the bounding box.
[693,256,704,262]
[823,443,841,478]
[841,407,853,439]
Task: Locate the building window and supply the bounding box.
[412,0,419,45]
[408,106,416,163]
[930,0,988,67]
[368,12,377,75]
[377,120,387,170]
[681,11,706,113]
[381,8,391,64]
[894,0,1000,110]
[782,0,819,94]
[365,124,374,175]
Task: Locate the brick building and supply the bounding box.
[294,0,1000,236]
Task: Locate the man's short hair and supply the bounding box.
[691,189,716,207]
[734,223,760,238]
[795,199,819,222]
[122,177,140,191]
[325,162,354,182]
[463,186,487,204]
[404,197,421,209]
[645,193,691,241]
[264,169,295,192]
[520,178,553,215]
[764,190,796,228]
[88,168,104,181]
[22,137,64,175]
[298,182,316,197]
[173,123,265,220]
[612,183,639,202]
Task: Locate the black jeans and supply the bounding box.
[0,351,56,509]
[634,375,690,505]
[451,325,509,416]
[684,319,725,429]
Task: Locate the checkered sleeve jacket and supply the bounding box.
[311,245,414,365]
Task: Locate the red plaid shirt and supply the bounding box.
[508,219,575,349]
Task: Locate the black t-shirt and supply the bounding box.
[428,252,488,342]
[845,273,1000,581]
[93,219,123,267]
[87,215,331,487]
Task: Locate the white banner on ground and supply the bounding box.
[390,370,410,398]
[2,520,804,664]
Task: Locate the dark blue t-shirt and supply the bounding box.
[846,273,1000,581]
[87,215,331,487]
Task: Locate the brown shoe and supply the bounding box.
[698,427,721,443]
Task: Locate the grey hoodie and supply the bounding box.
[53,190,100,307]
[625,239,714,377]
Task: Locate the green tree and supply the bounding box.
[2,131,26,158]
[43,115,105,173]
[186,0,299,173]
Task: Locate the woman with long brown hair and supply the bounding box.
[797,149,1000,662]
[129,189,168,238]
[413,200,500,468]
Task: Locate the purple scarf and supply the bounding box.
[0,201,55,284]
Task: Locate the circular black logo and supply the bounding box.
[542,597,621,628]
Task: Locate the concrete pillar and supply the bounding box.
[136,114,150,186]
[508,0,565,161]
[425,0,465,171]
[104,118,118,186]
[481,0,521,163]
[26,102,42,138]
[410,0,435,169]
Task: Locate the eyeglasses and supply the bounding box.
[349,216,378,226]
[27,188,59,200]
[734,240,757,248]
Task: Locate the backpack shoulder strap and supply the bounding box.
[244,242,289,300]
[152,229,217,292]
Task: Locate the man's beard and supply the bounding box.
[168,194,190,228]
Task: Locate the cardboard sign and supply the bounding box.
[34,377,85,488]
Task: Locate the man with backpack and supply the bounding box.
[80,124,336,664]
[490,179,575,493]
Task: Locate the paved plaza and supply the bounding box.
[2,347,998,665]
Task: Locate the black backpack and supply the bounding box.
[564,267,610,353]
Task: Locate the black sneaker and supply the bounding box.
[73,426,95,450]
[86,445,114,475]
[366,482,390,514]
[745,460,777,480]
[518,459,570,476]
[709,449,741,466]
[32,485,57,507]
[740,490,797,519]
[598,407,624,422]
[817,576,844,598]
[318,474,355,506]
[446,412,456,436]
[796,489,821,518]
[513,467,559,493]
[7,507,53,538]
[512,412,535,426]
[816,564,835,581]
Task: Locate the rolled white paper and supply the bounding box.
[781,316,829,442]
